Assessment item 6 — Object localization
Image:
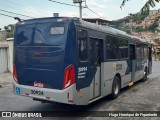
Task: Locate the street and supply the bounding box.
[0,61,160,120]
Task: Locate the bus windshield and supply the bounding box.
[16,23,66,46]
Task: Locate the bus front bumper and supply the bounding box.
[13,80,76,105]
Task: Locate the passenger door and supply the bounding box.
[89,38,102,98]
[129,44,136,82]
[76,28,91,90]
[148,46,152,74]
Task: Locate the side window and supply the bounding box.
[77,29,88,61]
[144,47,148,59]
[106,35,119,60]
[141,46,144,58]
[119,38,129,59]
[136,44,142,58]
[136,44,145,58]
[50,26,64,35]
[90,39,94,64]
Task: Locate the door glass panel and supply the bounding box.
[90,39,101,66]
[77,29,88,62]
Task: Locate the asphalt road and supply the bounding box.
[0,61,160,120]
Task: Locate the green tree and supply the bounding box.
[120,26,131,34]
[4,24,14,38]
[4,26,8,31]
[121,0,160,13]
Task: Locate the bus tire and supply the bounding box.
[111,76,120,99]
[142,68,148,82]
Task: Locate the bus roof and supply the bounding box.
[74,18,152,45]
[17,17,152,45]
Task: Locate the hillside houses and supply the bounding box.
[119,9,160,60]
[125,9,160,29]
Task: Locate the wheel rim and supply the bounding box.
[114,80,119,95]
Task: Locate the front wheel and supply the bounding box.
[111,76,120,99]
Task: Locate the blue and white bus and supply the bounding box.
[13,17,152,105]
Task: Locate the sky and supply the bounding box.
[0,0,160,29]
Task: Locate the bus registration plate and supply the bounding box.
[31,90,44,96]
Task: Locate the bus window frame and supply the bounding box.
[136,43,144,59]
[144,46,148,60]
[105,34,119,61]
[76,27,89,63]
[89,36,104,66]
[50,26,65,35]
[105,34,129,61]
[118,37,129,60]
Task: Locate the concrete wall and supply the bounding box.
[0,39,13,73]
[0,45,8,73]
[6,40,13,73]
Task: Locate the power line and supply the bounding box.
[0,12,24,21]
[0,13,15,18]
[0,9,35,19]
[87,7,104,19]
[48,0,104,19]
[3,0,48,17]
[48,0,79,7]
[1,0,104,20]
[0,1,29,15]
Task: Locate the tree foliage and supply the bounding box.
[120,26,131,34]
[4,24,14,38]
[129,11,149,22]
[121,0,160,14]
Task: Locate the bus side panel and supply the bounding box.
[63,21,78,87]
[102,60,131,96]
[64,22,77,68]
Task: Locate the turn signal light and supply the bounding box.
[13,65,18,83]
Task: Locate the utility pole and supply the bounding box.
[79,1,82,19]
[73,0,85,20]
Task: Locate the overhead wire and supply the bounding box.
[3,0,48,16]
[0,12,24,20]
[0,13,15,18]
[48,0,104,19]
[0,0,105,20]
[0,9,35,19]
[48,0,79,7]
[87,7,104,19]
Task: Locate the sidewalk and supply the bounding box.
[0,72,13,88]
